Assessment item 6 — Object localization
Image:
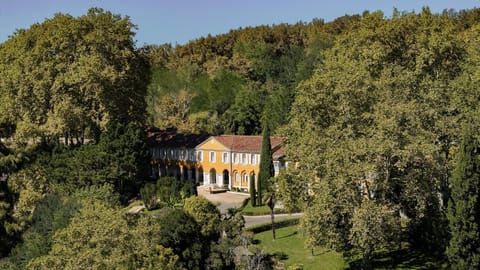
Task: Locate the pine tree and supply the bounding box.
[258,123,274,206]
[447,124,480,270]
[250,174,257,207]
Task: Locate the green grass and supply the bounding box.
[254,225,445,270]
[253,225,348,270]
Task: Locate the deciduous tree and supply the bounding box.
[0,8,149,143]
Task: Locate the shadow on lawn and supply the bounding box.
[276,230,298,240]
[347,248,444,270]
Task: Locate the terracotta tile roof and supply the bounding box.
[214,135,284,158]
[272,147,285,160]
[145,126,286,159]
[145,126,209,148]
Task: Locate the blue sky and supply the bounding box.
[1,0,479,47]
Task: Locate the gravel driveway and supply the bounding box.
[197,186,249,213]
[197,186,303,228]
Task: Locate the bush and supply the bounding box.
[140,183,158,210]
[141,177,198,210]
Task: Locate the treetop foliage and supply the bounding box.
[280,7,480,268]
[0,8,150,144]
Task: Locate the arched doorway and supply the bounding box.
[190,168,196,181]
[182,166,188,181]
[210,168,217,184]
[223,170,229,187]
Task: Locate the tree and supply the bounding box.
[6,185,118,269]
[27,201,133,269]
[283,8,466,259]
[131,215,184,270]
[447,124,480,269]
[183,196,221,241]
[264,187,277,240]
[249,174,256,207]
[257,123,274,206]
[140,183,158,210]
[349,200,400,270]
[97,122,150,201]
[222,82,266,135]
[156,209,205,270]
[0,8,149,143]
[276,168,306,213]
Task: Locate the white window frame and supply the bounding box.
[235,172,240,182]
[244,173,249,183]
[222,152,229,164]
[209,151,216,163]
[250,154,256,165]
[242,153,247,164]
[233,153,239,164]
[196,151,203,162]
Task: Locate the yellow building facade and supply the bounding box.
[147,127,286,191]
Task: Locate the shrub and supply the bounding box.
[140,183,158,210]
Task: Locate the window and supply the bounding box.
[209,151,216,163]
[244,173,249,183]
[233,153,239,164]
[235,172,240,182]
[250,154,256,165]
[196,151,203,162]
[222,152,229,164]
[274,161,280,173]
[242,153,247,164]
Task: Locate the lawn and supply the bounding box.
[253,225,347,269]
[253,225,445,270]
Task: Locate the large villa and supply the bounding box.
[146,127,288,191]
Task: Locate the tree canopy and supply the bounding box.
[281,7,480,267]
[0,8,150,143]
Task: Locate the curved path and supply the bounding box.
[197,186,303,227]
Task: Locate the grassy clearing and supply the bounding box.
[254,225,445,270]
[253,225,347,269]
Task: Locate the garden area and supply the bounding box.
[253,225,444,270]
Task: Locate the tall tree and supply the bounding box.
[249,174,256,207]
[257,123,274,206]
[447,124,480,269]
[0,8,149,143]
[284,8,466,259]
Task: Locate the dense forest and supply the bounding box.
[1,6,480,270]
